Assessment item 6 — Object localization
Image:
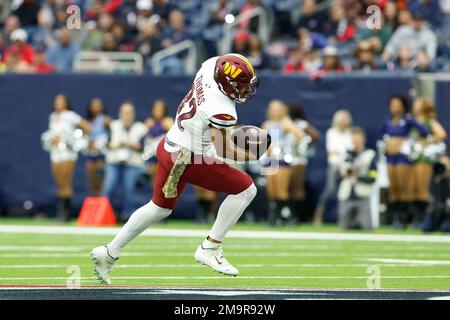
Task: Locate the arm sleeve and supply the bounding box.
[209,113,237,130]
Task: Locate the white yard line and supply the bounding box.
[1,275,450,281]
[365,258,450,265]
[0,246,84,252]
[0,263,445,269]
[1,225,449,243]
[2,252,450,259]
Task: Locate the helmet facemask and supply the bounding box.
[233,76,258,104]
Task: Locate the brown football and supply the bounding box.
[231,125,271,159]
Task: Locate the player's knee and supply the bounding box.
[149,200,172,219]
[241,183,257,201]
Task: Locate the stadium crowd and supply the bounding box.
[1,0,450,74]
[42,92,449,232]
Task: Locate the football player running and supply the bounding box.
[91,54,262,284]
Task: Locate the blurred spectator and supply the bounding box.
[314,109,353,225]
[387,44,415,70]
[4,46,34,73]
[411,97,447,226]
[238,0,267,34]
[297,0,327,35]
[53,5,68,29]
[262,100,306,226]
[352,40,379,71]
[272,0,296,38]
[288,102,320,223]
[298,27,328,51]
[2,28,35,66]
[408,0,444,28]
[383,1,399,32]
[135,21,162,63]
[28,6,55,49]
[0,0,11,27]
[397,9,413,27]
[12,0,40,27]
[3,15,21,46]
[355,15,392,54]
[111,21,134,52]
[85,98,111,196]
[161,9,190,48]
[421,155,450,232]
[415,50,436,72]
[33,44,56,73]
[45,94,91,222]
[337,127,377,230]
[283,45,304,74]
[320,45,345,72]
[248,34,271,70]
[136,0,161,31]
[232,31,250,56]
[0,32,4,58]
[102,101,148,222]
[339,0,364,24]
[383,12,437,63]
[153,0,177,28]
[283,34,323,75]
[83,12,115,51]
[203,0,233,57]
[324,2,356,43]
[46,28,80,72]
[102,32,119,51]
[144,99,173,181]
[86,0,108,21]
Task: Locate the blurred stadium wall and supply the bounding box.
[0,72,449,221]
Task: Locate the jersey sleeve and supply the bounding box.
[209,113,237,129]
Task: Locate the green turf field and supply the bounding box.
[1,218,450,290]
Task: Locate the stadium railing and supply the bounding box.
[73,51,144,74]
[219,6,271,55]
[150,39,199,75]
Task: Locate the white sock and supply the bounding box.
[202,238,221,249]
[107,200,171,258]
[208,183,257,242]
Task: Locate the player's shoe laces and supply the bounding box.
[90,246,118,285]
[194,244,239,276]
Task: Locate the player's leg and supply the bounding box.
[91,139,185,284]
[105,140,184,258]
[184,158,256,275]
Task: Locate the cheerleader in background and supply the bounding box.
[380,95,429,229]
[102,101,148,221]
[262,100,305,226]
[44,94,91,221]
[85,98,111,196]
[287,102,320,223]
[313,110,353,226]
[410,97,447,226]
[143,99,174,180]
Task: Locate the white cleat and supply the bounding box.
[194,244,239,276]
[90,246,118,285]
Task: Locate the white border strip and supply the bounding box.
[0,225,450,243]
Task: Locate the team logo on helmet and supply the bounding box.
[214,53,258,103]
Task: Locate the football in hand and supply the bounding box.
[231,125,271,159]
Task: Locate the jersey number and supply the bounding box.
[177,86,196,131]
